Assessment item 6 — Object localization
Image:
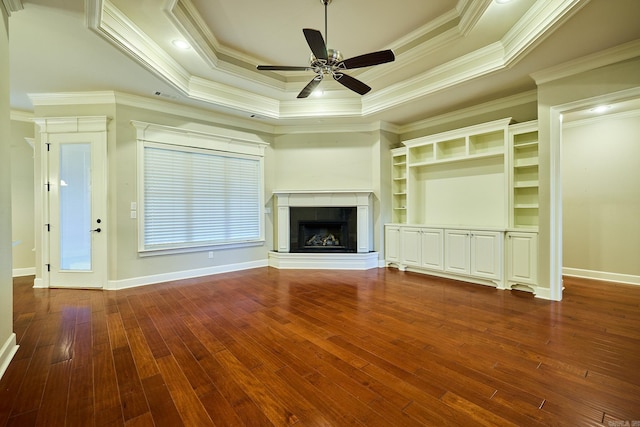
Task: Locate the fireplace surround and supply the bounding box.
[269,191,378,269]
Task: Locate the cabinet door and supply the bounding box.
[507,232,538,285]
[385,226,401,263]
[444,230,470,274]
[420,228,444,270]
[401,227,422,267]
[470,231,503,280]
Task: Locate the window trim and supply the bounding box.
[133,121,268,256]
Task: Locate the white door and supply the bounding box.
[46,130,107,288]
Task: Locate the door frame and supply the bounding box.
[35,116,108,289]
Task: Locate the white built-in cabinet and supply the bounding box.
[506,231,538,289]
[385,225,401,264]
[399,227,444,271]
[386,118,540,294]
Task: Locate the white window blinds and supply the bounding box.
[142,143,262,251]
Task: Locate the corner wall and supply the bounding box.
[537,55,640,300]
[562,110,640,284]
[0,6,18,380]
[10,116,35,276]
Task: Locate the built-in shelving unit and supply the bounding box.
[391,147,407,224]
[510,121,539,229]
[404,118,510,227]
[386,118,541,295]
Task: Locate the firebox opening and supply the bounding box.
[289,207,357,253]
[299,221,349,252]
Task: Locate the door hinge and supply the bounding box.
[45,264,50,272]
[46,142,51,151]
[45,224,50,232]
[45,182,51,191]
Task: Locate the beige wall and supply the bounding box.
[10,118,35,273]
[272,131,376,192]
[537,56,640,299]
[30,100,276,285]
[562,111,640,277]
[1,6,17,379]
[271,128,391,260]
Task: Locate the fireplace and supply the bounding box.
[291,206,356,252]
[270,191,378,270]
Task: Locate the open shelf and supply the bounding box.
[391,147,408,224]
[409,145,434,164]
[435,138,466,160]
[510,121,539,230]
[469,130,505,156]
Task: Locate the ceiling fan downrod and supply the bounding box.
[321,0,331,48]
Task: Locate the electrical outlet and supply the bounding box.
[208,251,214,259]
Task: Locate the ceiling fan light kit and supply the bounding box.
[256,0,395,98]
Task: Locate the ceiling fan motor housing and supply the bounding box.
[311,49,344,73]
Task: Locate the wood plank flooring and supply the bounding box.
[2,268,640,426]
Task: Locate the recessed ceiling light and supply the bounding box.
[590,105,611,114]
[172,40,191,50]
[312,89,324,97]
[495,0,513,3]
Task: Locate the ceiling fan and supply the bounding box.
[256,0,395,98]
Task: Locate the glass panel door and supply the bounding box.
[59,143,92,271]
[46,125,107,289]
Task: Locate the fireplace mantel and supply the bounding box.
[269,191,378,270]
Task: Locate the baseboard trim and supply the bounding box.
[33,277,46,289]
[0,333,18,381]
[105,260,269,291]
[12,267,35,277]
[563,267,640,286]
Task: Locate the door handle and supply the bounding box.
[90,228,101,233]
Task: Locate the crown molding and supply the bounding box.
[86,0,586,122]
[531,39,640,85]
[563,107,640,129]
[10,109,33,122]
[273,120,398,136]
[364,42,506,116]
[458,0,492,36]
[398,89,537,135]
[89,0,191,92]
[29,91,117,106]
[502,0,586,67]
[2,0,23,16]
[33,116,109,133]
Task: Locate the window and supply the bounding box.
[134,121,266,254]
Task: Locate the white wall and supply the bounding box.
[563,111,640,281]
[10,118,35,275]
[537,55,640,300]
[272,131,375,192]
[0,7,18,380]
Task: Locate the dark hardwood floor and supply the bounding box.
[1,268,639,426]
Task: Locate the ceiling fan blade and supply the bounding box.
[333,73,371,95]
[339,50,395,69]
[297,76,323,99]
[257,65,310,71]
[303,28,328,61]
